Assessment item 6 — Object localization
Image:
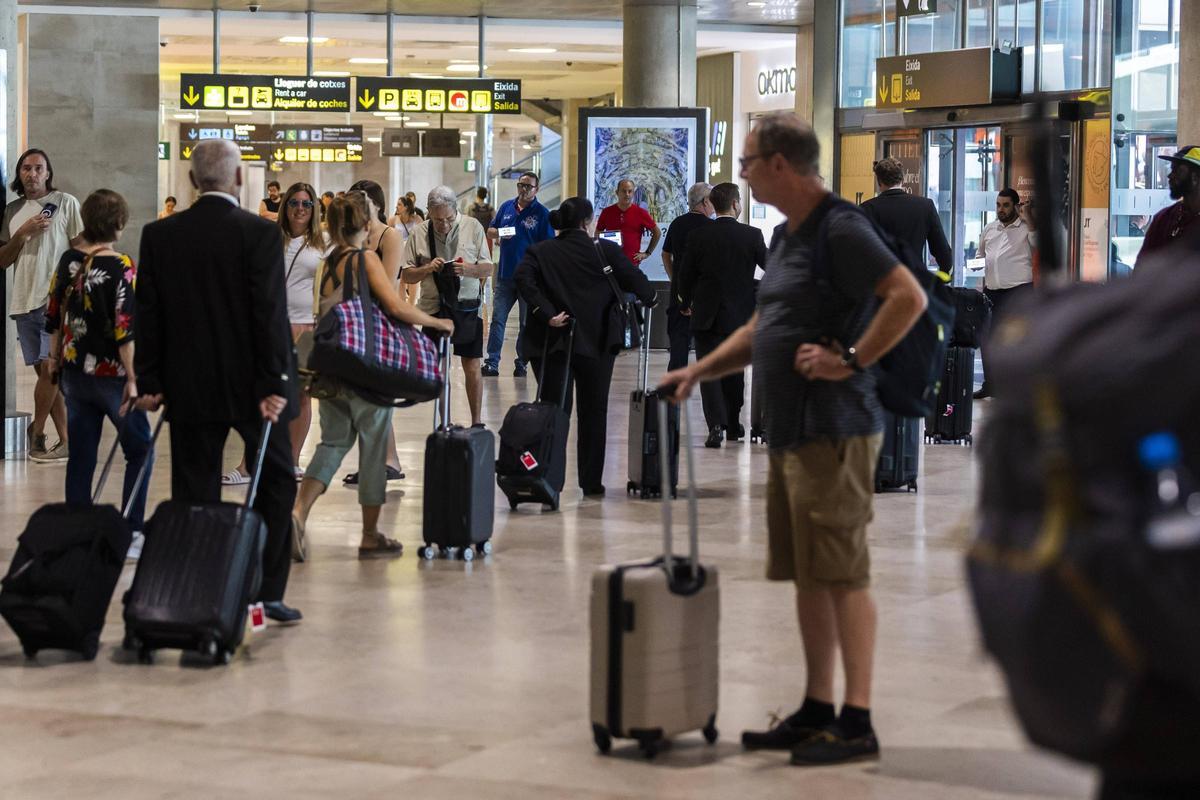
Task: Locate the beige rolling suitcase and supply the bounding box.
[589,400,720,758]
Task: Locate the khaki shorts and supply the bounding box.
[765,433,884,589]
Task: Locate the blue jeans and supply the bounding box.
[485,277,527,369]
[60,370,154,531]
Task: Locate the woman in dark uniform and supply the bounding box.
[515,196,656,496]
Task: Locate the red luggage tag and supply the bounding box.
[520,451,538,471]
[249,602,266,633]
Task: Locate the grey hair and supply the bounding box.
[687,182,712,209]
[190,139,241,191]
[426,185,458,213]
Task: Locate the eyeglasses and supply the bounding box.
[287,199,314,209]
[739,154,767,170]
[516,182,536,191]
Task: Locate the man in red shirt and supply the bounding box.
[596,179,661,264]
[1136,145,1200,268]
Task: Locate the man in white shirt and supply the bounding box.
[402,185,494,426]
[0,148,83,461]
[975,187,1036,399]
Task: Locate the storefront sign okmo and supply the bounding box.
[757,66,796,98]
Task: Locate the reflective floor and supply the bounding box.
[0,344,1094,799]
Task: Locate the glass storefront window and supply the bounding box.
[966,0,994,47]
[1041,0,1111,91]
[902,0,961,53]
[841,0,885,107]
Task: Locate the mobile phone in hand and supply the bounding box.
[40,202,58,219]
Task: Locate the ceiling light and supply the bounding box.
[279,36,329,44]
[313,70,349,77]
[349,57,388,65]
[373,111,393,116]
[408,73,444,79]
[747,1,766,5]
[459,139,468,144]
[173,112,196,119]
[407,121,430,127]
[367,136,381,143]
[226,110,253,116]
[522,144,532,150]
[446,64,485,73]
[385,115,408,121]
[449,59,475,64]
[508,47,557,54]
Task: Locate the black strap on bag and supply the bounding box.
[594,242,641,353]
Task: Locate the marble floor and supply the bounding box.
[0,344,1095,799]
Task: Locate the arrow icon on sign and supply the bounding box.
[358,89,375,110]
[186,128,198,140]
[182,145,193,159]
[183,86,200,106]
[879,77,890,104]
[274,149,285,161]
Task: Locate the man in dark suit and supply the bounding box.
[135,139,301,623]
[676,182,767,448]
[860,157,953,277]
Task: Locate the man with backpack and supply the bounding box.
[662,112,926,765]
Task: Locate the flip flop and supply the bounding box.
[358,531,403,559]
[221,469,250,486]
[291,513,308,563]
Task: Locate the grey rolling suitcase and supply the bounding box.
[626,310,680,499]
[419,336,495,561]
[591,400,720,758]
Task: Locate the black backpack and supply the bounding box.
[811,196,954,419]
[967,237,1200,767]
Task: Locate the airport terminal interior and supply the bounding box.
[0,0,1194,797]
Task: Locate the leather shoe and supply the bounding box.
[727,424,745,442]
[481,364,499,377]
[972,387,991,400]
[705,426,724,449]
[583,485,606,497]
[262,601,302,624]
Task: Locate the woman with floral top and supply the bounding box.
[45,188,153,560]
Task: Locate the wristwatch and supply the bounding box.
[840,346,863,373]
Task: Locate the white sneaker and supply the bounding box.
[126,531,144,563]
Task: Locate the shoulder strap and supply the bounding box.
[594,242,625,303]
[426,218,437,262]
[284,237,306,284]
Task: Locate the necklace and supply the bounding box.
[1170,204,1200,239]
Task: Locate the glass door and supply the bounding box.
[925,126,1003,288]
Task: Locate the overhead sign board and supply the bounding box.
[355,77,522,115]
[896,0,937,17]
[381,128,421,157]
[178,123,363,162]
[874,48,1019,109]
[158,142,169,160]
[179,73,351,112]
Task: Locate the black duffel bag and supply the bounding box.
[968,240,1200,769]
[949,286,992,348]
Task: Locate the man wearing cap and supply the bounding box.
[1137,146,1200,266]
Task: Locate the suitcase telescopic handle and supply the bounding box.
[432,333,452,432]
[243,419,274,511]
[638,303,652,395]
[119,412,167,519]
[657,394,698,580]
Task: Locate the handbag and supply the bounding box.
[308,250,443,404]
[594,243,642,355]
[428,220,481,346]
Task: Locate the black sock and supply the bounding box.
[836,704,873,738]
[788,697,836,728]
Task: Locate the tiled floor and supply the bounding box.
[0,346,1094,799]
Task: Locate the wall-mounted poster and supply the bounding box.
[577,108,708,283]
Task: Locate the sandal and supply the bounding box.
[291,513,308,563]
[343,466,406,486]
[221,469,250,486]
[358,531,403,560]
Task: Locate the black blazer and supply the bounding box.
[675,217,767,333]
[860,188,954,276]
[514,229,655,360]
[136,195,296,423]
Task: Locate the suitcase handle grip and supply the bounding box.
[658,397,698,580]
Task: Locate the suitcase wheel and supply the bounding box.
[546,498,559,512]
[80,632,100,662]
[22,644,37,660]
[638,734,663,759]
[418,546,437,561]
[592,724,612,755]
[461,546,475,563]
[476,541,493,556]
[509,499,519,510]
[626,481,635,495]
[907,480,918,493]
[703,715,719,745]
[214,648,232,666]
[137,647,154,665]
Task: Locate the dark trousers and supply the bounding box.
[693,327,745,432]
[979,283,1033,391]
[529,350,615,492]
[168,418,295,603]
[666,302,692,371]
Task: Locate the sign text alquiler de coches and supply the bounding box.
[181,73,522,115]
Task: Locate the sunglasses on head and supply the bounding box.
[288,199,314,209]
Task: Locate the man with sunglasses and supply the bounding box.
[483,171,553,378]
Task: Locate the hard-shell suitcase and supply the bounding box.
[497,323,574,511]
[875,411,920,493]
[626,311,680,499]
[123,421,271,666]
[0,422,151,661]
[925,345,975,445]
[420,336,495,561]
[591,400,720,758]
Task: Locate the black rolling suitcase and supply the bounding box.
[123,421,271,666]
[875,411,920,493]
[626,310,679,499]
[925,346,975,445]
[420,336,495,561]
[0,420,154,661]
[497,323,575,511]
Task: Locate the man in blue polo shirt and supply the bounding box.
[483,171,554,377]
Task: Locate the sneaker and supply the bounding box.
[27,424,47,460]
[481,364,499,377]
[972,385,992,400]
[742,709,826,751]
[789,725,880,766]
[513,364,528,378]
[126,531,145,563]
[30,441,68,463]
[704,426,724,449]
